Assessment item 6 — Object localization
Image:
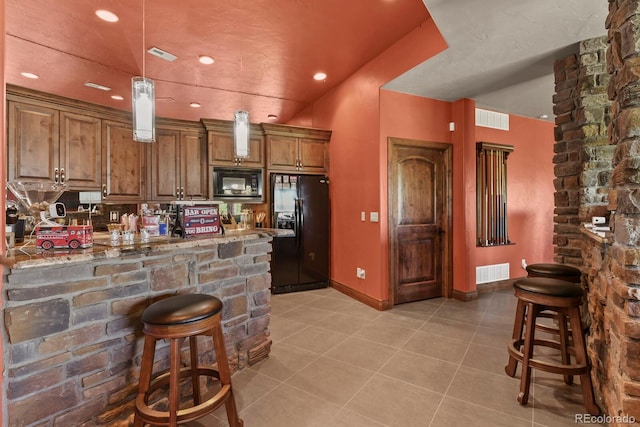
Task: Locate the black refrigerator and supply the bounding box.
[270,173,330,294]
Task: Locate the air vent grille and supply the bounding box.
[147,47,177,62]
[475,108,509,131]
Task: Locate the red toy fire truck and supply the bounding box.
[35,225,93,250]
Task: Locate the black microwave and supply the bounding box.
[211,167,263,202]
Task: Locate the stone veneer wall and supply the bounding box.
[553,36,612,267]
[579,1,640,423]
[2,235,272,426]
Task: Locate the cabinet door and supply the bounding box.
[209,133,263,167]
[267,135,298,170]
[60,112,101,189]
[180,131,208,200]
[148,129,180,201]
[7,101,59,182]
[299,138,328,173]
[101,121,145,201]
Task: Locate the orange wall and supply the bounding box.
[299,18,448,301]
[293,14,556,304]
[474,114,556,275]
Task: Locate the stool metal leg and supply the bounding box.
[169,338,181,426]
[134,335,158,427]
[518,302,538,405]
[557,313,573,385]
[568,306,600,416]
[211,319,243,427]
[189,336,202,405]
[505,298,527,377]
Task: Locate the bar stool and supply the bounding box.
[134,294,243,427]
[504,278,600,415]
[525,263,582,283]
[525,263,584,342]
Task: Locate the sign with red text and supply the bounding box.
[182,205,221,237]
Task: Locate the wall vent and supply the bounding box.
[147,46,177,62]
[475,108,510,131]
[476,263,510,284]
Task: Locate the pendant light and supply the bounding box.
[131,0,155,142]
[234,110,250,158]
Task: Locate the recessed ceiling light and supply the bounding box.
[190,102,201,108]
[538,114,549,119]
[20,72,39,79]
[95,10,119,23]
[85,82,112,91]
[111,95,124,101]
[267,114,278,120]
[199,56,215,65]
[313,72,327,81]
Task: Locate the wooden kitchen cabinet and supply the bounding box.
[101,120,145,202]
[148,124,207,201]
[203,119,265,167]
[7,98,102,189]
[263,123,331,174]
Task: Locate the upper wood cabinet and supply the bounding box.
[7,101,102,189]
[148,122,207,202]
[202,119,265,167]
[101,120,146,202]
[262,123,331,174]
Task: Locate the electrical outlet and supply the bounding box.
[356,267,366,279]
[361,211,366,222]
[521,259,527,269]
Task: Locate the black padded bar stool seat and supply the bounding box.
[505,278,600,415]
[525,263,581,283]
[134,294,243,427]
[142,294,223,325]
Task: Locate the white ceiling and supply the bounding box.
[387,0,609,121]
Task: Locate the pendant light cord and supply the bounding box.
[142,0,146,78]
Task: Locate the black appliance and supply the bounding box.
[211,167,263,202]
[271,174,330,294]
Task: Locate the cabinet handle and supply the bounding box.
[54,168,59,184]
[60,168,65,183]
[102,184,107,198]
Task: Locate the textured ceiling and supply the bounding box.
[385,0,608,121]
[5,0,609,124]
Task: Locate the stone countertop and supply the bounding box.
[5,228,291,269]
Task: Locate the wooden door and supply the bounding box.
[389,138,452,304]
[209,133,264,167]
[180,130,207,200]
[60,112,101,189]
[148,129,180,201]
[7,101,59,182]
[299,138,328,173]
[101,121,145,201]
[267,135,298,170]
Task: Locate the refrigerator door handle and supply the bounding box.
[298,198,304,240]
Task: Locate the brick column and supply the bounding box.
[553,36,612,266]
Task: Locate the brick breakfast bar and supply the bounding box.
[1,230,276,426]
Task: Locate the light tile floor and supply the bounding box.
[195,286,604,427]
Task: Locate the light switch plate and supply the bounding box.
[361,211,366,221]
[370,212,379,222]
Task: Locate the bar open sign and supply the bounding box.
[182,206,221,237]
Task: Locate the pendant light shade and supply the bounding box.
[234,110,250,158]
[131,77,155,143]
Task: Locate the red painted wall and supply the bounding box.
[290,18,555,304]
[474,114,556,275]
